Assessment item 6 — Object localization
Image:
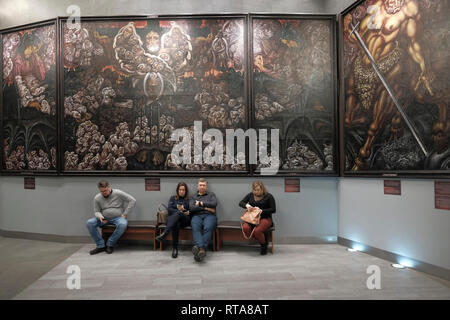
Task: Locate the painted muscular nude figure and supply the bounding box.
[344,0,438,171]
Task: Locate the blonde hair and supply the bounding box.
[252,180,268,195]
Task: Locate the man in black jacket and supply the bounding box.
[189,178,217,262]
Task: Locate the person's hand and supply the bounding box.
[121,214,126,219]
[245,203,252,209]
[184,210,190,215]
[177,204,184,211]
[101,218,107,224]
[205,207,216,214]
[195,200,200,206]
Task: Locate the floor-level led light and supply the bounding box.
[391,263,406,269]
[347,248,358,252]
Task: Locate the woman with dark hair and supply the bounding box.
[156,182,190,258]
[239,180,276,255]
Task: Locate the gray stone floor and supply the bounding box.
[0,236,83,300]
[7,240,449,300]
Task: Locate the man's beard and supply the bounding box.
[146,44,160,54]
[384,0,405,14]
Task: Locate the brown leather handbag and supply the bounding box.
[156,203,168,225]
[240,206,262,240]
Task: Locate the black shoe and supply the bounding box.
[106,246,114,254]
[260,243,268,255]
[90,247,106,255]
[192,245,200,261]
[156,232,167,243]
[172,247,178,259]
[197,248,206,261]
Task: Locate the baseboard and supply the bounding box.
[338,237,450,282]
[275,236,337,244]
[0,229,91,244]
[0,228,337,246]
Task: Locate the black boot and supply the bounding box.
[260,243,268,255]
[156,231,168,243]
[89,247,106,255]
[172,247,178,258]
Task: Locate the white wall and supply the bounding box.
[0,176,338,241]
[338,178,450,270]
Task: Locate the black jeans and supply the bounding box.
[164,211,190,248]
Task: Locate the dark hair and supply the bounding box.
[175,182,189,200]
[97,180,110,188]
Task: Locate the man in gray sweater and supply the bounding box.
[86,180,136,255]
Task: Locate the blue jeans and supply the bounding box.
[86,216,128,248]
[190,214,217,250]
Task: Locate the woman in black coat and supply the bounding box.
[239,180,276,255]
[156,182,190,258]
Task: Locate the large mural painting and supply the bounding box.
[61,16,247,173]
[342,0,450,175]
[2,22,57,172]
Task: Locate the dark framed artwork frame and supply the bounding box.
[1,18,59,175]
[58,14,251,177]
[249,14,339,177]
[339,0,450,178]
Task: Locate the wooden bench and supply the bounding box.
[216,221,275,254]
[157,224,216,251]
[101,220,157,250]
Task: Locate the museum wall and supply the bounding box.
[339,178,450,270]
[0,0,448,271]
[0,176,338,241]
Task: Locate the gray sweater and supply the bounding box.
[94,189,136,220]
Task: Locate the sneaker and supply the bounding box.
[155,232,167,243]
[90,247,106,255]
[197,248,206,261]
[106,246,114,254]
[192,245,200,261]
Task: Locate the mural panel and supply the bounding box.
[342,0,450,175]
[251,15,337,175]
[61,16,248,173]
[1,21,57,173]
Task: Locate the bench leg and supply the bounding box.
[271,231,274,254]
[159,229,164,251]
[216,229,221,251]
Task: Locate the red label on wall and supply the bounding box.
[145,178,160,191]
[435,181,450,210]
[285,178,300,192]
[24,177,35,190]
[384,180,401,195]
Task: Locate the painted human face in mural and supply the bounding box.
[145,31,160,54]
[384,0,406,14]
